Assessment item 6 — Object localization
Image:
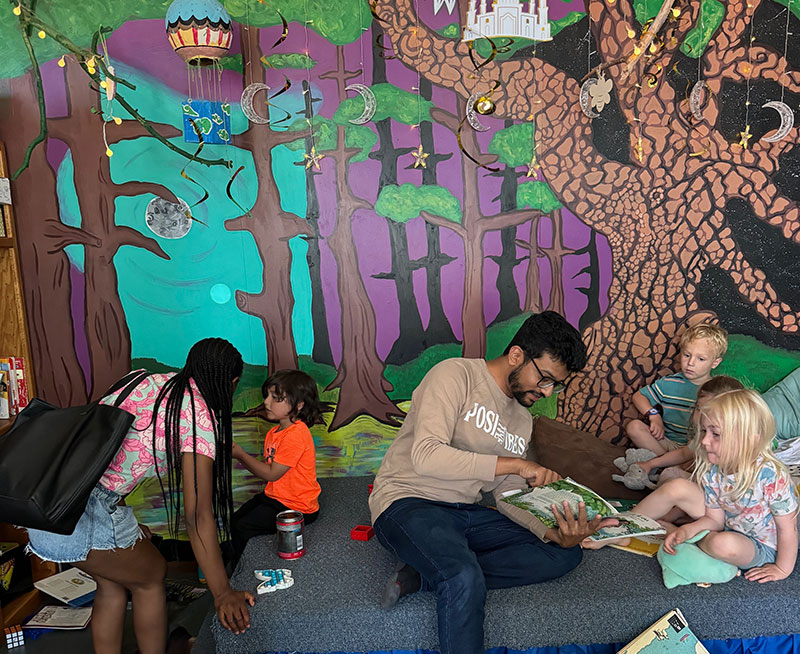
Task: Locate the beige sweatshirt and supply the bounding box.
[369,358,541,536]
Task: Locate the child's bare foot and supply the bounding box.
[581,537,631,550]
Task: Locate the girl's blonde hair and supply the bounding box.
[692,389,788,501]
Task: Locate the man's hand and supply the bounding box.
[544,501,618,548]
[138,524,153,540]
[744,563,791,583]
[648,415,665,440]
[517,461,560,487]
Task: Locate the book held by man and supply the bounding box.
[499,477,666,542]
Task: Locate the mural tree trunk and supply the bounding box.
[416,76,456,346]
[226,26,312,376]
[4,72,87,405]
[47,57,180,398]
[543,208,573,316]
[490,119,524,324]
[369,22,424,365]
[422,105,539,359]
[376,0,800,439]
[321,46,403,430]
[516,216,543,313]
[299,80,335,367]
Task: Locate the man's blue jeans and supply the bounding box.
[373,497,583,654]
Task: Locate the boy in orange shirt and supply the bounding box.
[230,370,326,565]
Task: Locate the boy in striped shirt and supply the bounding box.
[626,323,728,454]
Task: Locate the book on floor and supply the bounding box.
[609,534,664,557]
[34,568,96,607]
[499,477,665,542]
[24,605,92,630]
[617,608,708,654]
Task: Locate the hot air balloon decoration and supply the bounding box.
[166,0,233,67]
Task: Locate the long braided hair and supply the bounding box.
[152,338,243,540]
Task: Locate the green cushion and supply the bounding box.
[763,366,800,441]
[656,530,739,588]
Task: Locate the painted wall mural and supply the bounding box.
[2,0,800,483]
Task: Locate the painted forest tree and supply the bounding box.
[375,0,800,439]
[377,105,542,359]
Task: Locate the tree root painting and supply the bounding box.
[374,0,800,439]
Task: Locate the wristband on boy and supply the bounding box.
[647,407,660,416]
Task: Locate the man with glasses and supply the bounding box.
[369,311,610,654]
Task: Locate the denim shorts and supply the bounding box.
[741,534,777,569]
[26,485,142,563]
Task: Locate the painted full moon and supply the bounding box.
[145,197,192,239]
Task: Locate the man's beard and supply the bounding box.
[508,364,541,407]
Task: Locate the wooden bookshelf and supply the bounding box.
[0,141,49,628]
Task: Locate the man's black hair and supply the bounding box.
[503,311,587,372]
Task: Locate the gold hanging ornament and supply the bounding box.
[474,95,496,116]
[411,144,430,168]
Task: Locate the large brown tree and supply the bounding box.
[375,0,800,439]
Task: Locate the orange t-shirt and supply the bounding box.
[263,421,320,514]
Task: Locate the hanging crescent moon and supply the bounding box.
[689,81,708,121]
[345,83,377,125]
[466,92,490,131]
[240,83,271,125]
[579,79,600,119]
[761,100,795,143]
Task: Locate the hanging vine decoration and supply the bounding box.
[9,1,231,179]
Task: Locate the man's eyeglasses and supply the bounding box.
[529,358,570,394]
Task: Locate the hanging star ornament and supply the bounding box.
[738,125,753,149]
[526,154,540,177]
[411,144,429,168]
[303,146,324,170]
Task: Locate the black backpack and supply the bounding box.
[0,371,149,534]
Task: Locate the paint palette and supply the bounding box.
[254,569,294,594]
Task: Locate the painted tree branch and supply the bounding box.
[41,219,101,253]
[112,225,170,259]
[10,7,230,177]
[10,2,47,180]
[419,210,467,238]
[114,180,179,204]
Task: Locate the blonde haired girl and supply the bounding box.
[664,389,799,582]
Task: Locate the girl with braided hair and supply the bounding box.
[27,338,253,653]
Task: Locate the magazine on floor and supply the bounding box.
[24,605,92,630]
[499,477,665,542]
[617,608,709,654]
[34,568,96,607]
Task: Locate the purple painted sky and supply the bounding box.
[37,0,611,365]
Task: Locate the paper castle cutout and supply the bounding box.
[463,0,552,42]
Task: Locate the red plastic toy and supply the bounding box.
[368,484,374,494]
[350,525,375,541]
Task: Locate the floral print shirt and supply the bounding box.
[98,372,216,495]
[703,459,799,549]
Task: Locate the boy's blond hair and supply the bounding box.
[692,389,788,501]
[679,323,728,359]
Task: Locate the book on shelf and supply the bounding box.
[499,477,666,542]
[0,370,9,419]
[0,356,28,416]
[617,608,708,654]
[34,568,96,607]
[24,605,92,630]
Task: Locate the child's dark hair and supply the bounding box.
[262,369,330,426]
[503,311,587,373]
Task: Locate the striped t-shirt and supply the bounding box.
[639,372,699,445]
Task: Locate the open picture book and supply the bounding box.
[499,477,666,542]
